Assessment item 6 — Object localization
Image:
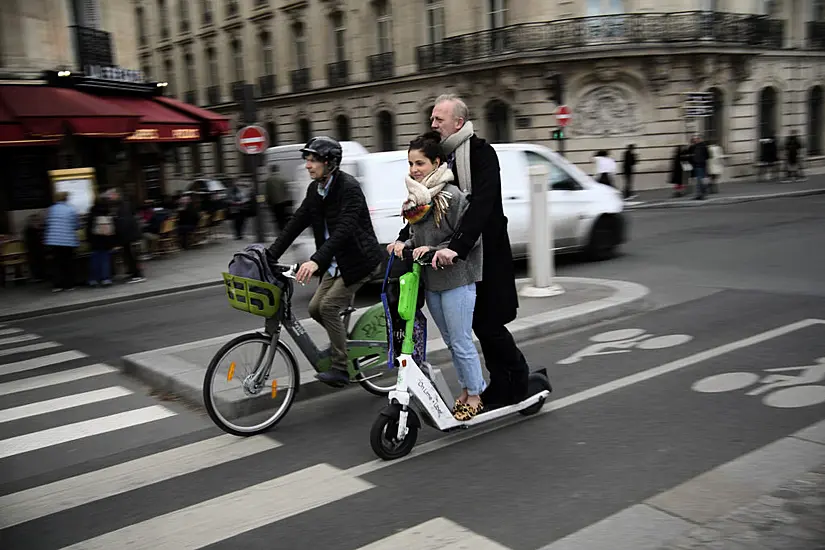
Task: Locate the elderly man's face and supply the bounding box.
[431,101,464,140]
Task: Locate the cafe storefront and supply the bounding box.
[0,69,229,234]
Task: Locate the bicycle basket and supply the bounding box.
[222,273,284,318]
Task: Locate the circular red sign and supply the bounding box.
[236,125,269,154]
[555,105,572,127]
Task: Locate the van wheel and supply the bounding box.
[584,216,617,261]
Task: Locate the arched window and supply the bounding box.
[485,100,511,143]
[808,86,823,155]
[231,38,244,82]
[704,87,724,146]
[758,86,778,139]
[298,118,312,143]
[336,115,351,141]
[377,111,395,151]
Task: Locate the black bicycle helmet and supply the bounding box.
[301,136,343,172]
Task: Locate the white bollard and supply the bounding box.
[519,164,565,298]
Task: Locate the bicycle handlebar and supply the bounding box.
[271,263,299,279]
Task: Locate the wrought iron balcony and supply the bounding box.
[416,11,785,71]
[368,52,394,81]
[327,61,350,87]
[184,90,197,105]
[231,81,246,103]
[258,74,276,96]
[291,68,311,93]
[807,21,825,50]
[206,85,221,105]
[70,25,114,70]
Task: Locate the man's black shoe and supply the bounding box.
[316,369,350,387]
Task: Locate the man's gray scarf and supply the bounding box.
[440,121,474,194]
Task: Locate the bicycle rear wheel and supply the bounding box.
[203,332,299,436]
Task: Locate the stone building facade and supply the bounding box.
[134,0,825,190]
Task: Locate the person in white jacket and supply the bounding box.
[707,141,724,194]
[593,150,617,187]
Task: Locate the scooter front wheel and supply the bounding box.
[370,405,419,460]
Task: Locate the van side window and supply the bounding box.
[525,151,582,191]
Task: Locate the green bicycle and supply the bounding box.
[203,262,394,436]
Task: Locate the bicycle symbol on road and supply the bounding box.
[692,357,825,409]
[557,328,693,365]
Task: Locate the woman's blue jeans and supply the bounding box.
[89,250,111,283]
[426,283,487,396]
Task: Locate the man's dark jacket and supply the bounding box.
[398,134,519,327]
[268,170,383,286]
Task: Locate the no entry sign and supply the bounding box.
[236,125,269,154]
[555,105,572,127]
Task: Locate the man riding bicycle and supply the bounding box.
[267,136,384,387]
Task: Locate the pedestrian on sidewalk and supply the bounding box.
[266,165,292,234]
[784,130,803,182]
[228,180,248,240]
[593,150,617,187]
[707,140,725,194]
[622,144,638,200]
[670,145,688,197]
[108,189,146,283]
[690,135,710,200]
[758,136,779,182]
[44,191,79,292]
[86,196,116,287]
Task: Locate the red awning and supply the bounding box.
[153,96,230,137]
[99,97,203,143]
[0,99,59,147]
[0,85,141,139]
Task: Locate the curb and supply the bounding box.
[626,188,825,210]
[121,276,653,413]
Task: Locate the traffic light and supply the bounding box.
[552,128,565,140]
[546,73,564,104]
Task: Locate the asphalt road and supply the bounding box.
[1,195,824,549]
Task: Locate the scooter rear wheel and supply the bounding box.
[519,372,552,416]
[370,406,419,460]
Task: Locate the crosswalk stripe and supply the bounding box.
[0,364,118,396]
[0,341,62,359]
[0,350,87,376]
[0,328,22,336]
[0,334,40,346]
[0,434,282,529]
[58,463,375,550]
[356,517,512,550]
[0,405,176,459]
[0,386,133,424]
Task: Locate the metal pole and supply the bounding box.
[242,83,265,243]
[519,164,564,298]
[559,130,566,157]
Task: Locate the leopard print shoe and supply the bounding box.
[454,401,483,421]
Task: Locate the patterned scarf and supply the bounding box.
[402,163,455,226]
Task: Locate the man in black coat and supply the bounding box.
[392,94,530,407]
[268,136,384,387]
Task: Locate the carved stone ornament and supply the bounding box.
[643,56,670,94]
[593,60,621,83]
[320,0,345,16]
[572,85,642,137]
[691,56,715,86]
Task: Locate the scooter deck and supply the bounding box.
[441,389,551,429]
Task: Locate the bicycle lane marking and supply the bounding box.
[346,318,825,478]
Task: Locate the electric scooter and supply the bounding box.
[370,250,553,461]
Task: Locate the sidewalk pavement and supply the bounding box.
[626,172,825,210]
[122,276,652,410]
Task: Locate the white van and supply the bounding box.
[348,143,628,261]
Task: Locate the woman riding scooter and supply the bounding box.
[390,132,485,421]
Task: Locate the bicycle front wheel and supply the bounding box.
[203,332,300,436]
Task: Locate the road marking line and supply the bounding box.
[346,318,825,478]
[0,434,282,529]
[0,405,176,459]
[0,328,23,336]
[0,341,61,359]
[537,419,825,550]
[0,334,39,346]
[0,350,87,376]
[0,364,118,396]
[356,517,512,549]
[58,463,374,550]
[0,387,133,424]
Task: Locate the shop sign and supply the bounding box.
[125,128,201,142]
[85,65,146,83]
